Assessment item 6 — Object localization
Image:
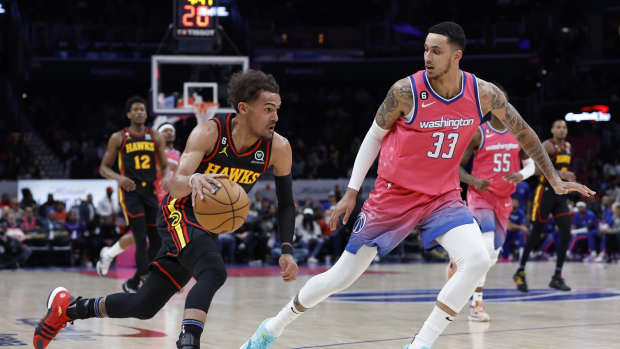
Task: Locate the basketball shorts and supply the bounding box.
[158,194,214,257]
[531,184,571,223]
[346,177,475,257]
[467,188,512,249]
[118,184,158,227]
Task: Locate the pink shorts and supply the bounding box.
[346,177,475,256]
[467,188,512,249]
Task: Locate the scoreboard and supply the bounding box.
[173,0,230,39]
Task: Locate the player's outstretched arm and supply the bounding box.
[478,79,595,197]
[169,121,226,200]
[328,78,413,230]
[269,133,299,282]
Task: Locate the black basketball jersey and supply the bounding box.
[117,127,158,185]
[163,114,272,233]
[539,138,572,185]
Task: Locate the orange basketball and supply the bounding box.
[193,178,250,234]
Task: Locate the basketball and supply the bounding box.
[193,178,250,234]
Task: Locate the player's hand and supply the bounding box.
[521,225,530,234]
[549,179,595,197]
[558,170,576,182]
[472,178,492,191]
[329,189,358,231]
[279,253,299,282]
[190,173,228,201]
[503,172,524,184]
[118,176,136,191]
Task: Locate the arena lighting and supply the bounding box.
[0,2,6,14]
[564,105,611,122]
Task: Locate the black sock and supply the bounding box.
[66,297,103,320]
[181,319,204,338]
[517,266,525,272]
[553,268,562,278]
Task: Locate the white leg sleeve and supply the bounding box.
[298,245,377,308]
[477,231,496,288]
[435,222,491,312]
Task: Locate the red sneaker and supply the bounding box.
[33,287,74,349]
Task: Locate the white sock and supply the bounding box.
[472,291,483,306]
[107,241,124,258]
[265,299,301,337]
[411,306,454,348]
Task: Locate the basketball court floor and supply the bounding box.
[2,261,619,348]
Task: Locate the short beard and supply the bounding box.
[428,60,452,80]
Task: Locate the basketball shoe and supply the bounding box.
[240,318,277,349]
[468,300,490,322]
[33,287,74,349]
[96,246,114,276]
[549,275,571,291]
[513,270,528,292]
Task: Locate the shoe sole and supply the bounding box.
[468,316,490,322]
[47,287,68,310]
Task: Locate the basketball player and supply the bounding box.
[94,97,168,294]
[241,22,594,349]
[33,70,299,349]
[514,119,576,292]
[449,108,535,322]
[97,122,180,277]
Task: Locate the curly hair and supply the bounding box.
[227,69,280,112]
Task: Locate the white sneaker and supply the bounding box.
[96,247,114,276]
[583,252,596,263]
[594,253,607,263]
[468,301,490,322]
[308,257,318,264]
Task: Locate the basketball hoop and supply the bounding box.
[193,102,220,123]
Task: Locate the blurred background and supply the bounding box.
[0,0,619,269]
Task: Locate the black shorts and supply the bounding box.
[119,185,158,227]
[151,225,220,291]
[531,184,571,223]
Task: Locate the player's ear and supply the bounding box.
[237,101,249,114]
[453,48,463,62]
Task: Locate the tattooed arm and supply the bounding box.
[328,77,413,230]
[375,77,414,129]
[477,78,594,197]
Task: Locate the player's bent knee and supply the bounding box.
[132,295,160,319]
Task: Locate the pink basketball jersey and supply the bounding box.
[470,122,522,198]
[378,70,483,195]
[165,148,180,167]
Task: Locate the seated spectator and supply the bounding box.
[65,210,88,265]
[54,202,69,224]
[0,193,11,209]
[41,210,65,239]
[19,206,40,232]
[502,197,528,261]
[569,201,600,261]
[597,202,620,262]
[0,222,32,269]
[295,207,324,264]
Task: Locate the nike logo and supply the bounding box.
[421,101,436,108]
[445,316,454,321]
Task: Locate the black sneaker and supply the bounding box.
[549,275,571,291]
[513,270,529,292]
[177,330,200,348]
[122,279,139,294]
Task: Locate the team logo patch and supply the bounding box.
[169,211,182,227]
[255,150,265,162]
[420,91,428,100]
[352,213,367,234]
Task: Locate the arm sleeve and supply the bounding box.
[347,120,390,191]
[518,158,535,180]
[275,174,295,254]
